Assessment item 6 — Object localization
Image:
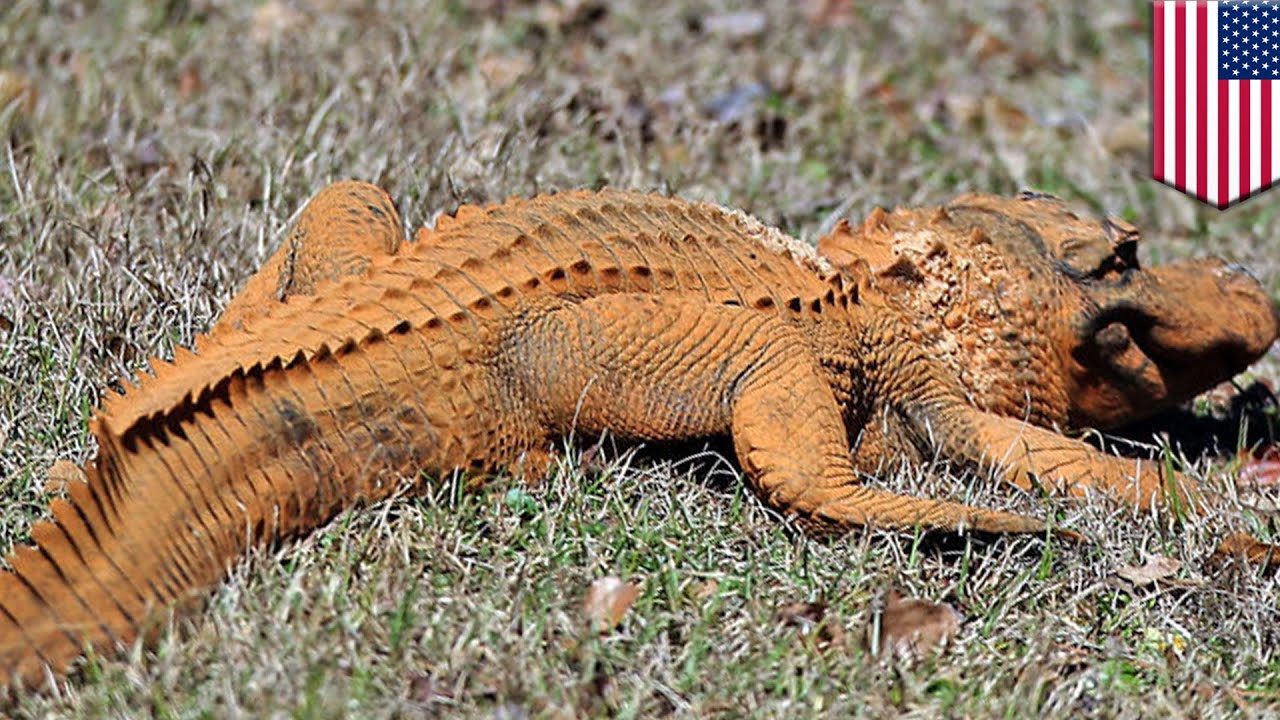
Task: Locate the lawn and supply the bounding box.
[1,1,1278,717]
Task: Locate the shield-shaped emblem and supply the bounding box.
[1153,1,1280,208]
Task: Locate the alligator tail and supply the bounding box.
[0,332,430,691]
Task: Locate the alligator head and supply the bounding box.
[818,191,1279,431]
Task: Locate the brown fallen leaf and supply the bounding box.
[1238,446,1280,488]
[583,576,639,631]
[45,460,87,496]
[1115,555,1181,587]
[867,591,961,662]
[776,600,845,650]
[1213,533,1280,570]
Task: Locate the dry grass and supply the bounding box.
[1,0,1278,717]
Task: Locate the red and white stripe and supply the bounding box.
[1153,1,1280,208]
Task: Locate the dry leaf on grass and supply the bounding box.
[1238,446,1280,488]
[1212,533,1280,569]
[775,601,845,650]
[1115,555,1182,587]
[866,591,961,662]
[583,577,639,631]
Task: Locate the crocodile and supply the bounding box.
[1,182,1276,691]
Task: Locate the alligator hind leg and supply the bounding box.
[215,180,404,334]
[41,191,404,499]
[513,293,1047,535]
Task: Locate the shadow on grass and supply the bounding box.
[1099,380,1279,461]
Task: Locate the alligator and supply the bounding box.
[1,182,1276,691]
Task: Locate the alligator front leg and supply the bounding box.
[875,369,1201,513]
[851,319,1200,513]
[511,293,1046,535]
[925,405,1202,512]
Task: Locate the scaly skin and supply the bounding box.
[817,191,1280,431]
[1,182,1275,692]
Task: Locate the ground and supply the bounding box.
[1,1,1278,717]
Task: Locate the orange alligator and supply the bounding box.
[2,182,1276,691]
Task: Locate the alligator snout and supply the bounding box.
[1068,254,1278,429]
[1214,260,1280,349]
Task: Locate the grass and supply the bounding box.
[1,0,1279,716]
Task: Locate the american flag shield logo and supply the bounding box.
[1153,1,1280,208]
